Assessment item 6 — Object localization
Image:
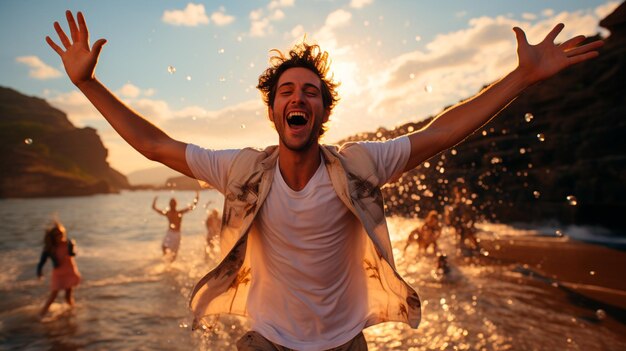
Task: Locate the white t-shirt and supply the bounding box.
[186,137,411,350]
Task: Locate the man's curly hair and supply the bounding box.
[257,42,340,136]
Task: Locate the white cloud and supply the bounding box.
[595,1,620,19]
[162,3,209,27]
[248,0,293,37]
[290,25,305,39]
[325,9,352,28]
[542,8,555,17]
[250,18,272,37]
[522,13,537,21]
[268,0,295,10]
[350,0,372,9]
[117,83,141,98]
[271,9,285,21]
[15,56,62,80]
[211,7,235,26]
[46,90,103,124]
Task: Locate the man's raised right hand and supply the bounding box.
[46,11,107,87]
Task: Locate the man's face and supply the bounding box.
[269,67,329,152]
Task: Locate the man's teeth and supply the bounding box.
[287,112,308,126]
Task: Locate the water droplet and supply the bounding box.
[423,162,430,168]
[589,270,595,276]
[219,77,226,82]
[537,133,545,142]
[24,138,33,145]
[218,48,225,54]
[424,85,433,93]
[415,35,422,42]
[524,112,534,122]
[555,230,564,237]
[566,195,578,206]
[191,116,197,121]
[490,156,502,164]
[451,149,457,155]
[240,124,246,129]
[409,73,415,79]
[519,148,526,154]
[533,191,540,198]
[167,65,176,74]
[596,309,606,320]
[186,75,192,81]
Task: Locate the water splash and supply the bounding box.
[566,195,578,206]
[524,113,534,122]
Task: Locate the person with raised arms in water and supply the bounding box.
[46,10,603,350]
[152,191,199,261]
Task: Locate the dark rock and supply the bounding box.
[0,86,130,198]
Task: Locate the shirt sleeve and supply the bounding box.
[357,136,411,186]
[185,144,240,194]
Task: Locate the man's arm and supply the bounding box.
[46,11,191,176]
[152,196,165,215]
[403,24,603,172]
[181,191,199,213]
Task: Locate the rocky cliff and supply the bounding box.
[0,87,130,197]
[341,3,626,230]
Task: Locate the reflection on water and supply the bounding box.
[0,192,625,350]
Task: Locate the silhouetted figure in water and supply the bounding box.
[47,10,603,349]
[152,191,199,261]
[448,186,480,254]
[205,208,221,258]
[404,210,442,255]
[37,220,81,318]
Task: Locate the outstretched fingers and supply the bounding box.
[567,51,600,66]
[53,21,71,49]
[77,12,89,42]
[66,10,79,44]
[565,40,604,58]
[45,36,64,56]
[544,23,565,44]
[559,35,586,51]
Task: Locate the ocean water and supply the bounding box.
[0,190,625,350]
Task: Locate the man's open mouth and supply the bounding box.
[287,111,308,127]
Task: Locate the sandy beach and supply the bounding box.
[477,231,626,311]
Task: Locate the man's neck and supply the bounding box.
[277,143,322,191]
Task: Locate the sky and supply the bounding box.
[0,0,619,174]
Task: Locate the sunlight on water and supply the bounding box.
[1,195,625,350]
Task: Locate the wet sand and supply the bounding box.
[477,232,626,310]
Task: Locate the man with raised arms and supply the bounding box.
[47,10,602,350]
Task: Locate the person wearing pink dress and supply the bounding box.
[36,221,81,317]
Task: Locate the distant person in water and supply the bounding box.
[448,186,480,253]
[152,191,199,261]
[48,10,603,350]
[37,220,81,318]
[404,210,442,255]
[205,208,221,258]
